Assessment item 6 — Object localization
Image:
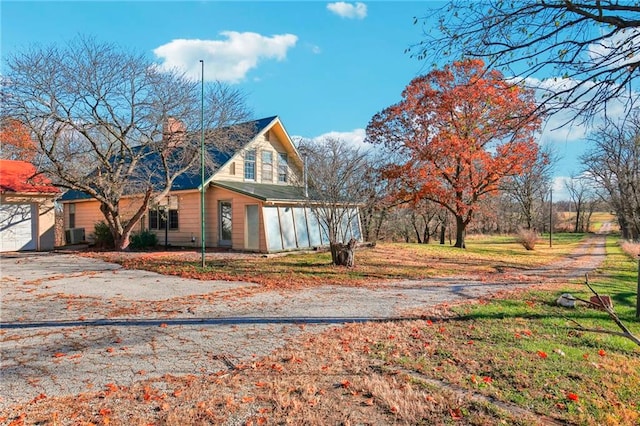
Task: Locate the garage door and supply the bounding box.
[0,203,36,252]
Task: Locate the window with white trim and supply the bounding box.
[278,152,288,183]
[262,150,273,182]
[244,149,256,180]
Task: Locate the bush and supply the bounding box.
[92,221,114,249]
[130,230,159,250]
[517,227,538,250]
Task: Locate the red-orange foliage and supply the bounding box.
[366,59,542,248]
[0,119,37,161]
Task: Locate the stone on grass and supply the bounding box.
[556,293,576,308]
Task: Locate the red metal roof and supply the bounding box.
[0,160,59,194]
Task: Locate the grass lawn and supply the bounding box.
[7,232,640,425]
[88,233,588,290]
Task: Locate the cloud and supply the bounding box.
[327,2,367,19]
[153,32,298,83]
[293,128,369,150]
[314,128,369,149]
[588,28,640,69]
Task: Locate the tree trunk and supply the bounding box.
[439,223,446,245]
[454,216,466,248]
[330,239,356,267]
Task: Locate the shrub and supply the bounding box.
[92,221,114,249]
[517,227,538,251]
[130,230,159,250]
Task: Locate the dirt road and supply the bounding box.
[0,235,605,411]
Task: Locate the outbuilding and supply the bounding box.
[0,160,59,252]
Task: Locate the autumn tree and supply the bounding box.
[297,136,370,266]
[0,118,37,161]
[1,36,251,250]
[366,59,541,248]
[411,1,640,123]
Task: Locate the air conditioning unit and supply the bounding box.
[65,227,85,244]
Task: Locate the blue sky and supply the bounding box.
[2,1,595,199]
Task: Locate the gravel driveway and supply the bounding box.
[0,235,605,410]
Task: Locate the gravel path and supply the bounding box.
[0,235,606,410]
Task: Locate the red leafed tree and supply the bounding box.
[0,118,37,161]
[366,59,542,248]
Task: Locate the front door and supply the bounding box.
[219,201,232,247]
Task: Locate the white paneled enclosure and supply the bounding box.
[263,206,362,252]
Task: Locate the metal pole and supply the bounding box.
[200,59,206,268]
[636,253,640,318]
[549,188,553,248]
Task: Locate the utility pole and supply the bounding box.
[549,188,553,248]
[200,59,206,268]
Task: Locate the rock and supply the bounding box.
[557,293,576,308]
[589,295,613,310]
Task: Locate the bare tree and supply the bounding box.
[565,174,597,233]
[411,2,640,123]
[582,115,640,240]
[500,144,556,230]
[1,36,251,250]
[297,137,371,266]
[358,150,391,244]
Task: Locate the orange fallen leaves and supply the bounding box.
[8,413,26,426]
[537,350,548,359]
[567,392,579,402]
[30,393,47,403]
[449,408,463,420]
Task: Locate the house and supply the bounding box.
[0,160,59,252]
[59,116,362,252]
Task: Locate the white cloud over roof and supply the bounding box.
[153,31,298,83]
[313,128,368,150]
[327,2,367,19]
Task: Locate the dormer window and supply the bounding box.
[278,152,288,183]
[262,150,273,182]
[244,149,256,180]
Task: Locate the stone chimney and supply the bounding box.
[163,117,187,148]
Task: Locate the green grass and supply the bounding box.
[378,234,640,425]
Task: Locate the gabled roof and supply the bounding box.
[60,116,280,201]
[0,160,59,194]
[176,115,278,191]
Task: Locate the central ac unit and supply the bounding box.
[65,227,85,244]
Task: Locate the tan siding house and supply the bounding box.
[59,116,361,252]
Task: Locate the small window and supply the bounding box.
[68,204,76,229]
[278,152,288,183]
[262,150,273,182]
[244,149,256,180]
[149,208,179,230]
[229,162,236,175]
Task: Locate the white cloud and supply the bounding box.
[153,32,298,83]
[293,128,369,151]
[327,2,367,19]
[588,28,640,69]
[551,176,572,201]
[313,128,368,150]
